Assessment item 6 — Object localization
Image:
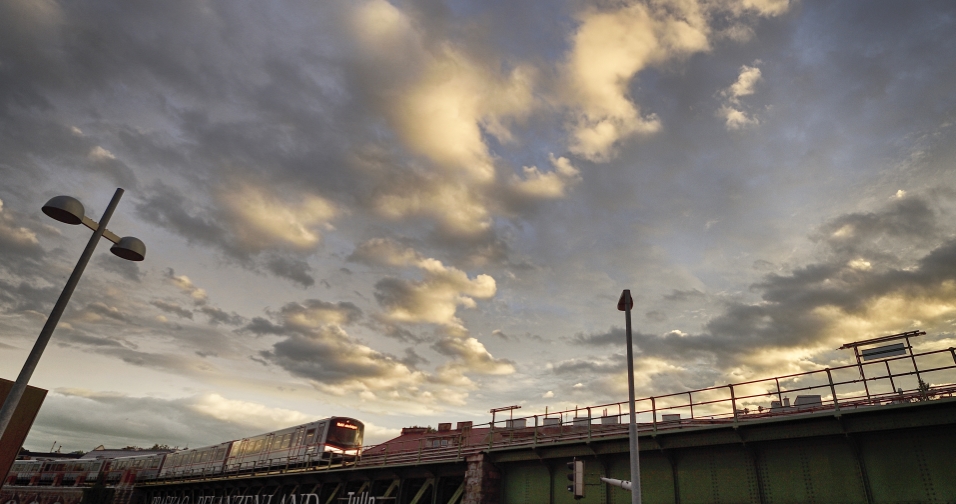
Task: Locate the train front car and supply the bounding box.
[322,417,364,462]
[221,417,365,474]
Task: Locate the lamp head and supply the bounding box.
[111,236,146,261]
[42,196,85,225]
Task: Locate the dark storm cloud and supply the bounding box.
[243,316,287,336]
[553,354,626,375]
[198,306,244,326]
[811,195,938,260]
[136,184,230,254]
[265,256,315,288]
[250,299,427,394]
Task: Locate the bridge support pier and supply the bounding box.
[461,453,499,504]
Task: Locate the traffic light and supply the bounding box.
[566,458,584,499]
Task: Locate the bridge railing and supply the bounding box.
[353,345,956,462]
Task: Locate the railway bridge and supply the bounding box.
[6,344,956,503]
[134,345,956,503]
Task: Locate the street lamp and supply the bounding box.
[0,188,145,442]
[615,289,642,504]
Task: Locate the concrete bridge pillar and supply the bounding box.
[462,453,500,504]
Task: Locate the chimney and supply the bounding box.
[456,421,473,432]
[438,422,452,432]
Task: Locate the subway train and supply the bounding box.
[4,416,364,486]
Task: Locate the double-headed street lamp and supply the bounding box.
[0,188,145,443]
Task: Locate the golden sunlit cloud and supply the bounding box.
[509,154,582,199]
[190,393,311,430]
[564,1,789,160]
[219,182,336,251]
[352,0,537,235]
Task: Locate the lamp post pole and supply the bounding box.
[618,289,642,504]
[0,188,141,444]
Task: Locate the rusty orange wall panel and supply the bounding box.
[0,378,48,484]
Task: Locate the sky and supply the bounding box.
[2,0,956,453]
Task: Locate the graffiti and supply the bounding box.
[150,492,379,504]
[345,493,375,503]
[0,489,81,504]
[153,494,324,504]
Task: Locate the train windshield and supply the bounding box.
[326,419,363,448]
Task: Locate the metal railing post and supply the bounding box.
[651,397,657,433]
[688,392,694,419]
[886,360,897,394]
[587,407,592,441]
[533,415,538,447]
[730,384,738,424]
[826,368,840,413]
[907,336,923,385]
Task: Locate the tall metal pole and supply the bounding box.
[0,188,124,441]
[619,289,641,504]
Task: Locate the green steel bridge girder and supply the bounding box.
[494,397,956,504]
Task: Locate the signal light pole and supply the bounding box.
[618,289,642,504]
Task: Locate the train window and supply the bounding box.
[283,434,292,448]
[327,421,362,448]
[305,429,316,444]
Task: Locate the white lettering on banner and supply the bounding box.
[157,493,320,504]
[345,492,376,504]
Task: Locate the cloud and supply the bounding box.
[508,154,582,200]
[265,255,315,288]
[568,194,956,379]
[252,298,427,398]
[374,262,496,329]
[26,390,315,452]
[0,199,40,251]
[718,63,762,129]
[663,288,706,301]
[433,334,516,382]
[198,305,244,326]
[74,301,129,324]
[217,181,337,252]
[351,0,537,237]
[95,253,143,282]
[563,2,787,160]
[138,185,331,285]
[349,238,422,267]
[164,268,208,304]
[354,240,496,329]
[151,300,194,320]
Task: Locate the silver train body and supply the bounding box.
[4,417,364,485]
